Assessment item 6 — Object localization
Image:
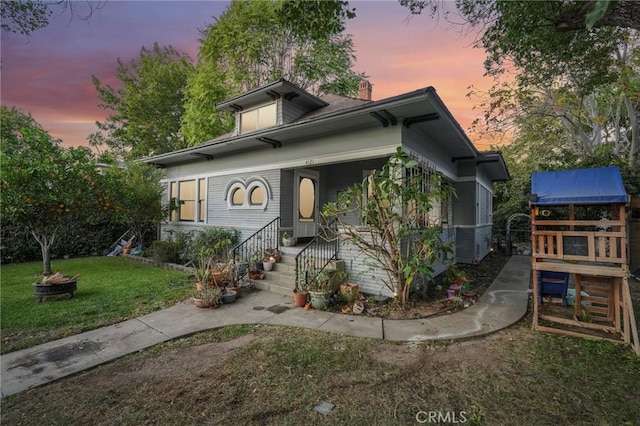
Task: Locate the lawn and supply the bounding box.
[2,321,639,425]
[1,257,192,354]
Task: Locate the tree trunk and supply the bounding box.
[31,228,58,276]
[624,94,639,168]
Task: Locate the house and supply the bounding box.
[143,79,509,296]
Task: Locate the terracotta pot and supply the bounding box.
[194,298,210,308]
[228,285,242,298]
[293,289,308,307]
[196,282,204,291]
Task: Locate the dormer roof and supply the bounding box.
[216,79,328,113]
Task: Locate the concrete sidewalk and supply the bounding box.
[1,255,531,398]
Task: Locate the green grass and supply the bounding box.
[1,257,192,353]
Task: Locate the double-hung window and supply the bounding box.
[169,178,207,222]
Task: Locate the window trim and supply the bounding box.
[239,102,277,134]
[224,176,271,210]
[168,178,207,223]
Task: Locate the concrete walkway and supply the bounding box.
[1,256,530,398]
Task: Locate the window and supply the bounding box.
[169,182,177,222]
[168,178,207,222]
[198,179,206,223]
[240,103,277,133]
[478,184,492,225]
[225,176,271,210]
[179,180,195,221]
[298,177,315,222]
[232,188,245,206]
[249,186,265,206]
[405,154,442,228]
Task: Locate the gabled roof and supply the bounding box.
[531,166,629,205]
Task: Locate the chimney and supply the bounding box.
[358,80,372,101]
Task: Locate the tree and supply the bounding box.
[91,43,195,159]
[321,148,452,308]
[0,106,115,275]
[1,0,105,36]
[102,161,168,248]
[181,0,365,145]
[400,0,640,31]
[402,1,639,168]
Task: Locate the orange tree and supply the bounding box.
[0,106,117,275]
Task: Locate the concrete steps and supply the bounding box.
[251,253,295,296]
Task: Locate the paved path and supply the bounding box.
[1,256,531,398]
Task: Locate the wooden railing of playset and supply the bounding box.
[532,230,627,264]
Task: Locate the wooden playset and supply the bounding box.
[530,166,639,354]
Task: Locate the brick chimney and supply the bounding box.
[358,80,372,101]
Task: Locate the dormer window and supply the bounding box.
[240,102,277,134]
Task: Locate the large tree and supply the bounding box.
[0,106,115,275]
[402,0,639,169]
[181,0,365,145]
[1,0,105,36]
[91,43,195,159]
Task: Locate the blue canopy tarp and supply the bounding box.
[531,166,629,206]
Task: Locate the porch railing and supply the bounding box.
[295,220,339,290]
[232,217,280,271]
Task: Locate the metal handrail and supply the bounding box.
[295,220,339,290]
[232,217,280,272]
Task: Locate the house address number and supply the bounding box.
[305,159,315,166]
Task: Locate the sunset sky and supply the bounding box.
[1,0,495,149]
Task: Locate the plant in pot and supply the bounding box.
[264,247,281,262]
[262,255,276,272]
[193,286,222,308]
[335,270,359,304]
[309,269,333,310]
[193,248,215,291]
[282,232,296,247]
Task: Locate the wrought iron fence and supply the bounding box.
[295,221,339,290]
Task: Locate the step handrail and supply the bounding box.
[232,217,280,275]
[295,220,338,291]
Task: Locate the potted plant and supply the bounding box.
[293,286,308,307]
[262,255,275,272]
[336,270,359,304]
[222,289,237,304]
[282,232,296,247]
[308,269,333,310]
[193,286,222,308]
[193,248,214,291]
[264,248,281,262]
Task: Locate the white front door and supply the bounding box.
[293,169,320,239]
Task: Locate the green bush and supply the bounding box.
[151,240,181,264]
[0,220,127,265]
[191,227,240,259]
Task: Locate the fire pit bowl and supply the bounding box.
[33,279,77,302]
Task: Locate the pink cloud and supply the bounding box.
[2,1,495,148]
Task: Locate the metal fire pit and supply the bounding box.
[33,280,77,302]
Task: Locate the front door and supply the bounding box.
[293,169,320,239]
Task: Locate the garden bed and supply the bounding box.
[327,253,511,319]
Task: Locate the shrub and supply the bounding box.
[151,240,181,264]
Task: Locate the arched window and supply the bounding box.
[231,187,245,206]
[225,176,271,210]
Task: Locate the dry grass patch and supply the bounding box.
[2,320,639,425]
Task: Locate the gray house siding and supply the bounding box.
[453,181,476,226]
[282,99,308,124]
[208,169,281,232]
